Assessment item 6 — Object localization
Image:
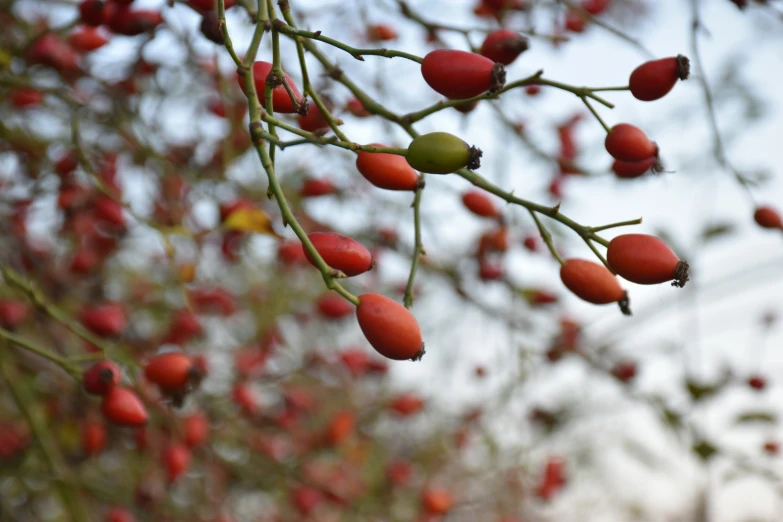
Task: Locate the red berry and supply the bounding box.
[764,441,779,455]
[345,98,370,118]
[93,195,126,228]
[565,10,587,33]
[83,360,121,396]
[325,410,355,446]
[144,352,196,393]
[611,361,637,382]
[390,393,425,416]
[754,206,783,230]
[105,507,134,522]
[607,234,689,287]
[305,232,374,277]
[478,259,504,281]
[162,442,191,483]
[316,293,354,319]
[536,456,566,500]
[80,0,107,26]
[69,26,109,52]
[421,486,453,515]
[581,0,610,15]
[187,0,235,11]
[612,156,658,179]
[80,302,127,337]
[277,239,308,266]
[300,177,337,197]
[239,61,303,114]
[386,459,413,486]
[356,293,423,361]
[54,151,79,177]
[421,49,505,100]
[182,412,209,448]
[604,124,658,162]
[297,104,330,133]
[747,375,766,390]
[525,84,541,96]
[291,485,322,516]
[9,88,45,109]
[629,55,690,102]
[522,236,538,252]
[560,259,629,313]
[232,382,258,416]
[0,299,29,330]
[101,387,148,426]
[479,29,528,65]
[356,144,420,191]
[162,309,203,345]
[81,417,107,456]
[462,189,500,218]
[367,24,398,41]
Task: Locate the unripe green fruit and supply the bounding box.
[405,132,482,174]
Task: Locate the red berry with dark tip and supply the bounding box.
[305,232,373,277]
[560,259,629,313]
[101,387,148,426]
[421,49,505,100]
[605,124,658,162]
[629,55,690,102]
[144,352,196,393]
[612,156,658,179]
[480,29,529,65]
[607,234,689,287]
[83,360,121,396]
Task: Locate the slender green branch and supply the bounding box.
[0,328,81,379]
[581,96,611,134]
[217,0,242,66]
[585,238,614,273]
[590,86,630,92]
[227,12,360,307]
[529,210,564,265]
[404,176,426,308]
[272,21,423,63]
[589,218,643,233]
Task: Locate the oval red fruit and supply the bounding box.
[0,299,29,330]
[80,303,127,337]
[305,232,373,277]
[105,506,134,522]
[299,178,337,197]
[479,29,528,65]
[356,144,419,191]
[239,61,303,114]
[356,293,423,361]
[83,360,121,396]
[81,418,107,456]
[101,387,148,426]
[421,486,453,515]
[604,124,658,162]
[611,156,658,179]
[162,443,191,483]
[607,234,689,287]
[316,293,354,319]
[462,189,500,218]
[754,206,783,230]
[69,26,109,52]
[629,55,690,102]
[560,259,630,314]
[144,352,195,392]
[183,412,209,448]
[421,49,505,100]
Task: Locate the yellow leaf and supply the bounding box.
[223,207,281,237]
[0,49,11,69]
